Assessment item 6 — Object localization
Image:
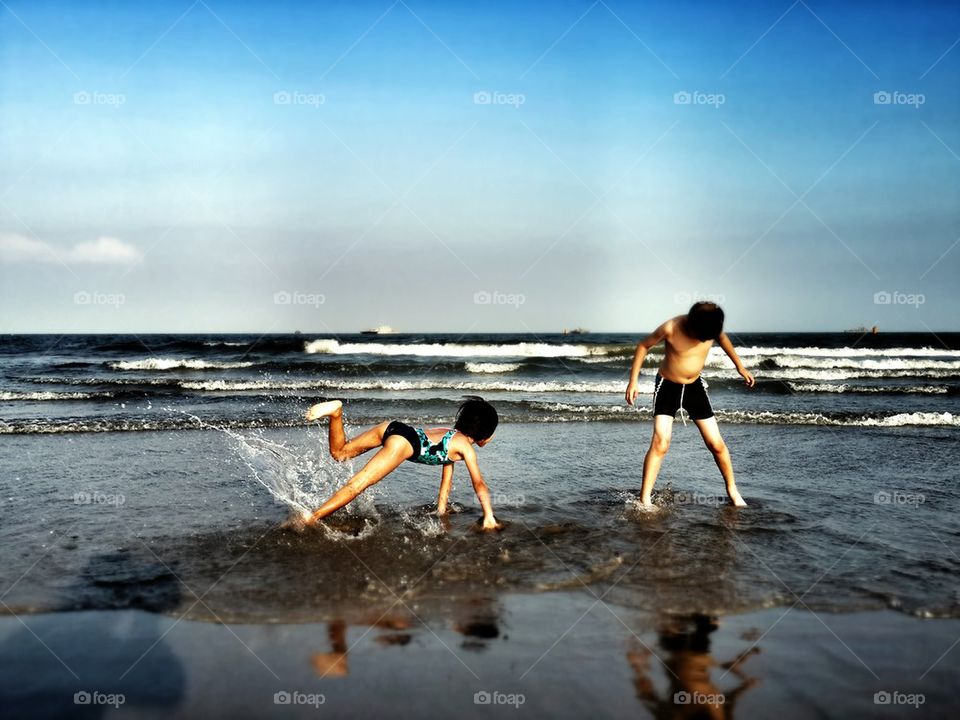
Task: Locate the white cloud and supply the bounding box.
[66,236,142,264]
[0,233,58,263]
[0,233,142,266]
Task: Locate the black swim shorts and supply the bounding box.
[383,420,422,461]
[652,374,714,421]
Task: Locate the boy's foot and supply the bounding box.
[305,400,342,422]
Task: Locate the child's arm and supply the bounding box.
[717,332,755,387]
[462,445,500,530]
[625,321,669,405]
[437,463,453,515]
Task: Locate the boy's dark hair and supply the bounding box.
[454,395,498,441]
[685,302,725,341]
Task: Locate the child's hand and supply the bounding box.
[481,515,502,531]
[738,368,756,387]
[625,380,639,406]
[281,510,313,531]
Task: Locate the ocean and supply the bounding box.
[1,332,959,718]
[1,331,958,618]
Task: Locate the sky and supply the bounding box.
[0,0,958,333]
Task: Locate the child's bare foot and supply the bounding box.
[305,400,342,422]
[728,491,747,507]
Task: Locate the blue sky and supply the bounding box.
[1,0,958,332]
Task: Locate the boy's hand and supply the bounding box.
[738,368,756,388]
[625,380,640,406]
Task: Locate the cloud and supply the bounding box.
[0,233,142,266]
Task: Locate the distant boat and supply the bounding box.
[562,327,589,335]
[844,326,879,335]
[361,325,397,335]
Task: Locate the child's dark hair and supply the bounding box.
[685,302,725,341]
[454,395,498,441]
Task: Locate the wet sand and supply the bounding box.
[1,593,956,719]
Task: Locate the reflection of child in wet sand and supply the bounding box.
[625,303,754,508]
[295,396,501,530]
[312,616,414,678]
[627,615,759,719]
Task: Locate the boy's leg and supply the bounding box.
[308,437,412,521]
[640,415,674,506]
[693,417,746,507]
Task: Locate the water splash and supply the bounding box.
[173,409,381,538]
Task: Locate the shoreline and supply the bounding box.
[1,596,956,719]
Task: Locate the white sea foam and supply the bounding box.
[304,339,607,358]
[715,410,960,427]
[0,391,100,401]
[723,345,960,358]
[465,362,523,373]
[788,382,948,394]
[110,358,255,371]
[750,356,960,370]
[181,378,628,393]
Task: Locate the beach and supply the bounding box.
[1,333,959,717]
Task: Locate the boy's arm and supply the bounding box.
[437,463,453,515]
[718,332,755,387]
[625,321,670,405]
[462,445,500,530]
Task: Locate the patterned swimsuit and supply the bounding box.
[383,421,455,465]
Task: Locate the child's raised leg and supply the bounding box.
[305,400,389,462]
[694,417,746,507]
[640,415,674,507]
[307,437,413,522]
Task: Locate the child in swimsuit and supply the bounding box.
[624,302,755,508]
[296,396,502,530]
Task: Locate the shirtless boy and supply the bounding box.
[625,302,755,508]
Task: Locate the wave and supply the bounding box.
[752,368,960,381]
[0,390,104,401]
[0,417,306,435]
[109,358,255,371]
[753,356,960,371]
[788,382,949,394]
[180,378,635,394]
[730,346,960,358]
[715,410,959,427]
[303,339,610,358]
[3,407,956,434]
[465,362,523,373]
